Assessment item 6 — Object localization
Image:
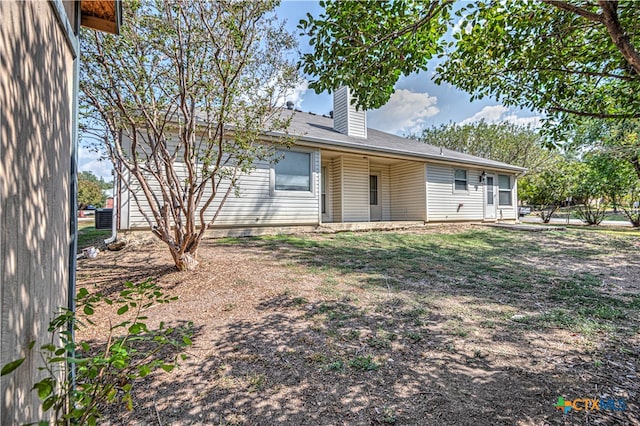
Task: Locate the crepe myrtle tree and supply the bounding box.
[575,152,640,226]
[560,119,640,226]
[518,157,575,223]
[80,0,300,270]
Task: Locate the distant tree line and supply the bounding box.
[77,171,112,210]
[414,120,640,227]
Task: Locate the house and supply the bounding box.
[118,87,525,234]
[0,1,120,423]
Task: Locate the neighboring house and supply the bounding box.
[0,1,119,424]
[119,87,525,232]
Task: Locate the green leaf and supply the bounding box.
[128,323,142,334]
[33,379,54,399]
[1,357,25,376]
[138,364,151,377]
[160,364,175,372]
[117,305,129,315]
[83,305,94,316]
[41,344,56,352]
[42,396,56,412]
[182,336,192,346]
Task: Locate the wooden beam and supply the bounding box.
[80,14,117,34]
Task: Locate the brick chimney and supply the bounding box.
[333,87,367,138]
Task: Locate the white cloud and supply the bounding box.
[270,78,309,109]
[281,79,309,109]
[460,105,508,124]
[367,89,440,135]
[460,105,542,127]
[502,113,542,127]
[78,146,113,181]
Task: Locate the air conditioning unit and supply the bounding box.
[95,208,113,230]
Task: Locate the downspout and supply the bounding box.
[104,130,122,245]
[66,0,81,392]
[104,164,118,245]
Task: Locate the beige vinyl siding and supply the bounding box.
[332,87,349,136]
[427,164,484,221]
[370,165,391,220]
[331,157,343,222]
[389,162,426,221]
[332,86,367,138]
[1,2,75,423]
[341,155,369,221]
[123,151,321,229]
[346,106,367,138]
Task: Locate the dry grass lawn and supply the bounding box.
[76,224,640,425]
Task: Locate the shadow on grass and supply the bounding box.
[107,293,636,425]
[76,246,179,299]
[93,227,638,425]
[220,228,640,335]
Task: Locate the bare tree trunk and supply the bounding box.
[172,250,199,271]
[79,1,299,271]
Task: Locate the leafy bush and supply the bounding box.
[3,278,192,425]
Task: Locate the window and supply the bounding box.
[321,166,327,213]
[454,169,468,191]
[498,174,512,205]
[369,175,378,205]
[275,150,311,191]
[486,176,494,205]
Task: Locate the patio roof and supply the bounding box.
[80,0,121,34]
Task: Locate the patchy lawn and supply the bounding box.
[76,225,639,425]
[77,220,111,252]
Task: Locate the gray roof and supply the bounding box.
[268,109,525,173]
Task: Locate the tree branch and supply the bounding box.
[598,0,640,75]
[548,105,640,119]
[542,0,602,22]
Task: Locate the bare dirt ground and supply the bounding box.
[76,225,639,425]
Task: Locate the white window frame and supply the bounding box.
[453,168,469,193]
[498,174,512,206]
[270,148,316,198]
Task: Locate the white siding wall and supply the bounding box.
[389,162,426,221]
[122,150,321,229]
[426,164,484,221]
[332,87,367,138]
[342,155,369,221]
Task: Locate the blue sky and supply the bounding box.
[80,0,541,180]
